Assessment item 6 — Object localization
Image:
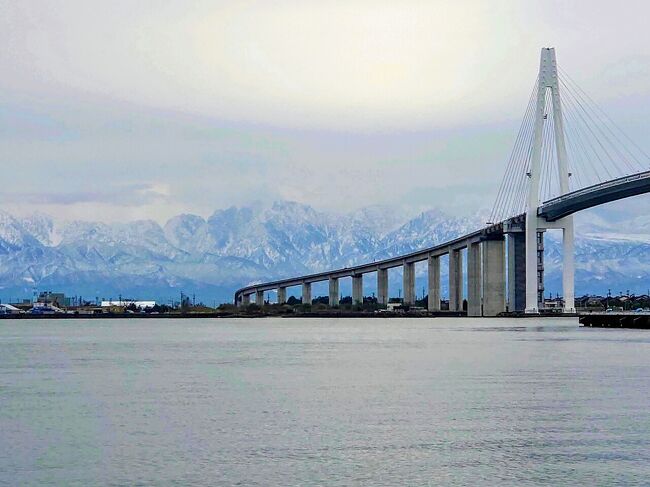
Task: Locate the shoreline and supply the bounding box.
[0,311,582,320]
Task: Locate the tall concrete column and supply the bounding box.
[427,255,440,311]
[562,218,576,313]
[467,242,482,316]
[377,269,388,306]
[328,278,339,307]
[255,290,264,306]
[352,274,363,305]
[242,294,250,306]
[277,287,287,305]
[403,262,415,305]
[302,282,312,305]
[525,217,539,312]
[507,233,526,312]
[482,238,506,317]
[548,47,575,314]
[449,249,463,311]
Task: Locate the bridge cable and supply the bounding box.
[559,67,650,170]
[562,77,644,174]
[561,97,608,185]
[563,95,601,189]
[560,78,641,175]
[559,83,616,182]
[559,82,610,182]
[510,136,533,217]
[559,77,640,178]
[492,79,538,220]
[489,78,539,222]
[514,142,534,213]
[501,83,538,218]
[561,110,587,189]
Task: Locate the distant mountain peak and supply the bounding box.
[0,201,645,302]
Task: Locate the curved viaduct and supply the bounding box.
[234,171,650,315]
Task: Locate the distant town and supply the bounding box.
[1,289,648,318]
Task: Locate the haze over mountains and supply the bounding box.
[0,200,647,304]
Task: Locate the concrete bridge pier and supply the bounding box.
[242,294,250,306]
[377,269,388,306]
[255,290,264,306]
[507,232,526,312]
[562,218,576,313]
[449,249,463,311]
[483,237,506,316]
[482,237,506,316]
[427,255,440,311]
[277,287,287,305]
[302,282,312,305]
[403,262,415,305]
[467,242,482,316]
[352,275,363,305]
[328,278,339,307]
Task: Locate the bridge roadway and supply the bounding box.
[538,170,650,221]
[234,170,650,314]
[239,228,485,294]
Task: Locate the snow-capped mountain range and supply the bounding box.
[0,201,647,304]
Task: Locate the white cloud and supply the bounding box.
[0,0,648,222]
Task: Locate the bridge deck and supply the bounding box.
[235,171,650,300]
[538,170,650,221]
[235,228,485,296]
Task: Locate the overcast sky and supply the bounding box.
[1,0,648,223]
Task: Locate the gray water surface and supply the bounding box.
[1,317,650,486]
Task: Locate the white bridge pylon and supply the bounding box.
[525,48,575,313]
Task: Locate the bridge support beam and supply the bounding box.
[427,255,440,311]
[449,249,463,311]
[277,287,286,305]
[403,262,415,305]
[562,218,576,313]
[526,217,541,313]
[536,231,545,309]
[255,290,264,307]
[467,243,482,316]
[352,275,363,305]
[377,269,388,306]
[328,278,339,307]
[242,294,250,306]
[507,233,526,312]
[483,238,506,317]
[302,282,312,306]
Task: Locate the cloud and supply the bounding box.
[0,1,648,223]
[3,1,649,130]
[3,184,168,206]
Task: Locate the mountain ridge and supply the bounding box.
[0,203,647,303]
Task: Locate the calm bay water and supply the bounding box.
[1,317,650,486]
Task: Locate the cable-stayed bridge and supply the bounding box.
[235,48,650,315]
